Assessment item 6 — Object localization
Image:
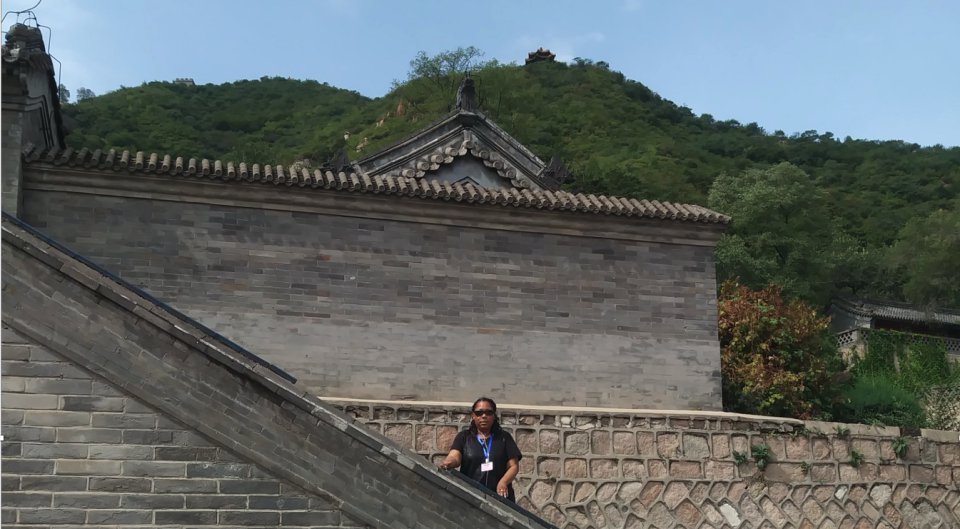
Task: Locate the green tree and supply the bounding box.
[709,163,833,302]
[75,87,96,100]
[718,280,846,420]
[58,83,70,104]
[392,46,495,117]
[886,201,960,310]
[826,234,889,297]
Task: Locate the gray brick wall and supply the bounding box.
[3,60,62,218]
[22,190,722,409]
[1,325,366,528]
[1,219,558,529]
[1,102,24,216]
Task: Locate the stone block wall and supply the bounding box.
[1,326,365,528]
[333,400,960,529]
[22,188,722,409]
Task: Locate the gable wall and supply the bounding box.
[22,184,722,410]
[2,57,62,217]
[1,326,366,528]
[0,99,25,215]
[425,156,505,188]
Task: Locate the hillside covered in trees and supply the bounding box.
[60,47,960,311]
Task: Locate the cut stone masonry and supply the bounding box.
[331,399,960,529]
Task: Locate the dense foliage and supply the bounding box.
[717,280,845,420]
[60,47,960,309]
[709,163,836,303]
[886,204,960,310]
[833,377,926,429]
[718,283,960,427]
[843,329,960,430]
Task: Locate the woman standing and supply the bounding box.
[439,397,522,501]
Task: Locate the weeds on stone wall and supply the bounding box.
[835,376,926,428]
[892,436,910,459]
[751,444,772,470]
[848,449,865,468]
[732,450,748,466]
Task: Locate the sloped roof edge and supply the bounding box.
[354,109,462,164]
[354,107,544,169]
[22,145,731,225]
[831,294,960,326]
[355,108,556,190]
[0,212,559,529]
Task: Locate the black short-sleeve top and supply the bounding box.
[450,429,522,499]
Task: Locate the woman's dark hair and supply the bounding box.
[468,396,503,435]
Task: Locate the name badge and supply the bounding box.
[481,461,494,472]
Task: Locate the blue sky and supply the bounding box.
[8,0,959,146]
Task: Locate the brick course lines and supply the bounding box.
[22,191,722,409]
[1,217,555,529]
[1,328,362,528]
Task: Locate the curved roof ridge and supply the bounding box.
[832,294,960,325]
[24,145,731,225]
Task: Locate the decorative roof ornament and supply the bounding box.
[322,148,352,173]
[5,23,44,51]
[2,23,65,150]
[3,23,49,65]
[525,47,556,65]
[455,74,477,112]
[539,154,571,190]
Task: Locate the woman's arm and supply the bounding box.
[496,458,519,496]
[439,449,462,470]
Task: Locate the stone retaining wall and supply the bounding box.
[331,400,960,529]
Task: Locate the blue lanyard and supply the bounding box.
[476,434,492,461]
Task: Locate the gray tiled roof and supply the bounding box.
[832,295,960,326]
[22,144,731,225]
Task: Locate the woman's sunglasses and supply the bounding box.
[473,409,495,416]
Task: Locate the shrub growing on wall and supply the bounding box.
[718,279,846,420]
[846,329,960,429]
[833,376,926,428]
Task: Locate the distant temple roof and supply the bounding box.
[525,48,556,64]
[831,294,960,327]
